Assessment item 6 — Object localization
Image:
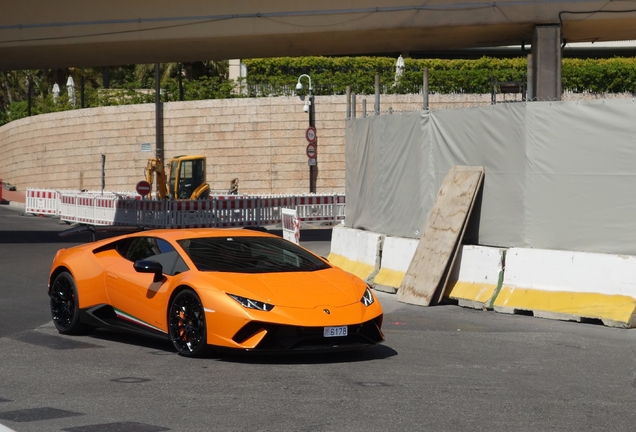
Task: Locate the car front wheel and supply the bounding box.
[50,271,93,335]
[168,289,207,357]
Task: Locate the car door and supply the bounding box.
[106,236,189,332]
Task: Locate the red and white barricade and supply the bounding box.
[213,195,261,228]
[113,196,143,226]
[168,200,215,228]
[295,194,346,223]
[259,195,296,226]
[79,196,95,223]
[25,187,345,230]
[92,196,118,225]
[59,192,122,225]
[137,199,169,227]
[25,189,60,215]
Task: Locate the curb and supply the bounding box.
[8,201,25,211]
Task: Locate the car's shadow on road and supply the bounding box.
[0,229,129,244]
[87,330,177,353]
[211,344,398,364]
[87,330,397,364]
[0,230,82,244]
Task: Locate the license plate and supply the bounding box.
[323,326,348,337]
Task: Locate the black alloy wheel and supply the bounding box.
[50,271,93,335]
[168,289,207,357]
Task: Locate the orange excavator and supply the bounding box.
[145,155,210,200]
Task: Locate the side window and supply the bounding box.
[124,237,162,262]
[120,237,189,276]
[178,160,196,199]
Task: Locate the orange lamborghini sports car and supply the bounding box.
[48,228,384,357]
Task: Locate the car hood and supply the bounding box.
[200,268,363,309]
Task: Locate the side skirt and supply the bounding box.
[79,304,169,341]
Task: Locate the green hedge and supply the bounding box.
[3,56,636,126]
[243,56,528,95]
[0,77,234,125]
[243,56,636,95]
[562,57,636,93]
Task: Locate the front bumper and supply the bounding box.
[231,315,384,351]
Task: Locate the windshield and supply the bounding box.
[176,159,205,199]
[177,236,331,273]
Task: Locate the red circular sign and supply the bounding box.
[306,143,317,158]
[306,127,317,143]
[136,180,151,196]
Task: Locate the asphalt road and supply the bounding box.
[2,204,636,431]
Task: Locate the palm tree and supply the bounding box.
[1,70,25,115]
[202,60,229,80]
[135,63,174,86]
[134,61,229,87]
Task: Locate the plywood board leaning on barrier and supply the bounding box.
[397,166,484,306]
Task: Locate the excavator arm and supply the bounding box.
[145,158,168,199]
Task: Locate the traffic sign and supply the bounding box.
[136,180,151,196]
[306,143,317,158]
[305,126,316,143]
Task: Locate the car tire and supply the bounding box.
[168,289,207,357]
[50,271,93,335]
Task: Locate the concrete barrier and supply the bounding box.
[494,248,636,328]
[331,228,636,328]
[445,246,505,309]
[372,236,419,293]
[328,225,384,282]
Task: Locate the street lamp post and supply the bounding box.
[296,74,316,193]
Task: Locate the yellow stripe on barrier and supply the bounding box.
[327,253,375,282]
[373,268,406,289]
[494,286,636,325]
[446,281,498,304]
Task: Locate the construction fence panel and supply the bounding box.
[295,194,346,223]
[214,196,261,228]
[59,193,121,225]
[258,195,296,226]
[113,197,144,226]
[92,196,118,225]
[24,189,346,229]
[76,196,98,225]
[168,200,216,228]
[137,200,169,228]
[25,188,60,215]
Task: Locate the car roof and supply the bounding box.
[129,228,275,242]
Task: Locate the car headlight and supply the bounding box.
[228,294,274,311]
[360,286,375,307]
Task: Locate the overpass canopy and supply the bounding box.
[2,0,636,70]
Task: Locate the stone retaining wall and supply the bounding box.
[10,92,621,194]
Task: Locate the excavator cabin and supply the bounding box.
[146,155,210,200]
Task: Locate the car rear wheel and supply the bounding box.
[50,271,93,335]
[168,289,207,357]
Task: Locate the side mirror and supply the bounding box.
[134,260,164,283]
